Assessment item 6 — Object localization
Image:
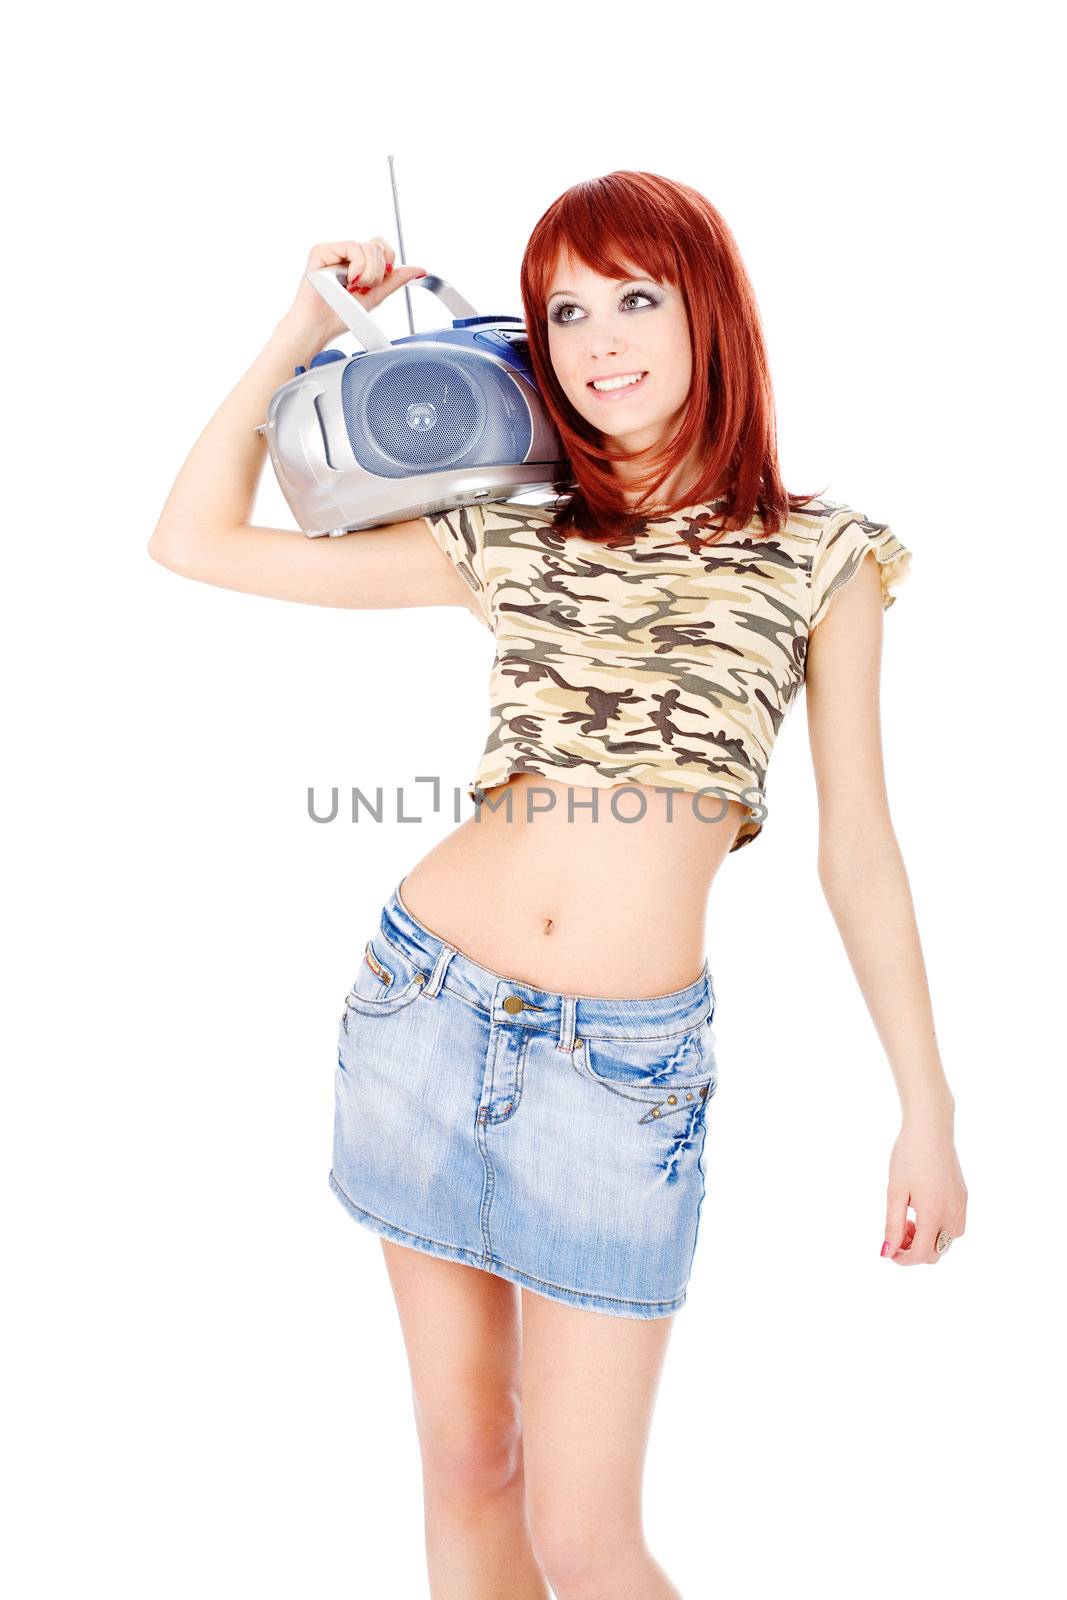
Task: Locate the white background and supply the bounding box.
[5,2,1063,1595]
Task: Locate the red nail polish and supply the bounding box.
[385,262,393,273]
[880,1241,891,1257]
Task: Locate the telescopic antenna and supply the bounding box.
[387,153,416,338]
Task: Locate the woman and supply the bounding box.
[149,171,968,1600]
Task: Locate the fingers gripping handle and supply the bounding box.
[306,266,480,349]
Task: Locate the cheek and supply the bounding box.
[546,330,574,390]
[657,312,691,362]
[655,320,692,398]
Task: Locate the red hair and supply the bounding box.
[519,170,825,540]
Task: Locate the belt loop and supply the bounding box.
[557,994,576,1053]
[421,942,456,998]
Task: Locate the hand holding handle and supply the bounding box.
[306,266,481,349]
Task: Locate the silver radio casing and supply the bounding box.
[257,269,573,536]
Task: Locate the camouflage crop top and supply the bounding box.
[420,495,912,850]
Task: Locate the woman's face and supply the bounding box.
[545,251,693,471]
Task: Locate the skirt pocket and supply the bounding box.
[342,931,427,1026]
[575,1015,718,1124]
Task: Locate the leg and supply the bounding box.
[380,1240,550,1600]
[521,1289,682,1600]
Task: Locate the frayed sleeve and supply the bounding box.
[420,502,493,629]
[810,506,913,630]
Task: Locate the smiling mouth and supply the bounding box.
[587,371,649,398]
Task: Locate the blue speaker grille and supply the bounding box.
[340,348,533,479]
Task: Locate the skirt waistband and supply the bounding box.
[383,877,715,1043]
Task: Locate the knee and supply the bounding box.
[528,1497,644,1594]
[419,1406,523,1501]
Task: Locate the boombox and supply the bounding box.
[256,266,572,537]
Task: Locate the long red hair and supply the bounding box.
[519,170,825,540]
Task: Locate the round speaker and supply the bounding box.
[341,348,533,480]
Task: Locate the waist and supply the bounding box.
[397,775,734,996]
[387,879,715,1022]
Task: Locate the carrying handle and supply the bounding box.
[306,267,480,350]
[251,268,484,434]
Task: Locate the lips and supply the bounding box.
[587,370,646,386]
[586,371,649,401]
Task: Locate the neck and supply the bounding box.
[613,436,720,511]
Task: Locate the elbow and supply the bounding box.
[148,525,181,569]
[817,827,902,894]
[148,525,202,576]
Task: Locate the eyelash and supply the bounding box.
[549,288,656,325]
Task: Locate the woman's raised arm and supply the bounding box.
[147,239,477,614]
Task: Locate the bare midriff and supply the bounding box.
[397,772,745,1000]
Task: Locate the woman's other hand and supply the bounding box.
[882,1110,969,1264]
[284,237,429,345]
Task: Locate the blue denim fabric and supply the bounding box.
[329,879,720,1319]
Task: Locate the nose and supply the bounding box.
[587,326,625,359]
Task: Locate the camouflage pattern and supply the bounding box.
[422,497,912,850]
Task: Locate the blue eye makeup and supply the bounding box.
[548,286,659,325]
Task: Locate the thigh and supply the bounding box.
[520,1287,675,1531]
[380,1240,524,1474]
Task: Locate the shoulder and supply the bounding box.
[424,493,564,538]
[766,495,844,559]
[481,495,566,540]
[766,493,900,572]
[808,498,912,629]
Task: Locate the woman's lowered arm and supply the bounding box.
[805,552,968,1264]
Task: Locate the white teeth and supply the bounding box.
[590,372,644,391]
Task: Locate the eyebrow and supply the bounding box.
[546,276,653,302]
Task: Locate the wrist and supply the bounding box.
[900,1086,956,1130]
[272,307,335,365]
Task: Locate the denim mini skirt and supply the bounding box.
[329,879,720,1319]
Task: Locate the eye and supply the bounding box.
[549,288,657,325]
